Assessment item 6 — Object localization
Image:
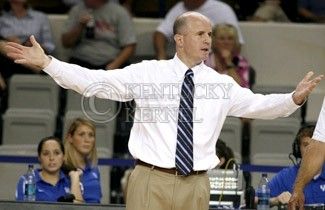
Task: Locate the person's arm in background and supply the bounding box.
[106,43,135,69]
[153,3,178,60]
[263,167,294,207]
[288,97,325,210]
[69,169,84,203]
[270,191,292,207]
[298,7,325,23]
[298,0,325,23]
[61,8,91,48]
[288,140,325,209]
[153,31,168,60]
[106,5,136,69]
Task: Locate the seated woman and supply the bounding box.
[205,23,253,89]
[16,136,83,202]
[63,118,102,203]
[267,125,325,206]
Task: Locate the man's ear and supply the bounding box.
[174,34,183,47]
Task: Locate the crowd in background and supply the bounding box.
[0,0,324,22]
[0,0,323,206]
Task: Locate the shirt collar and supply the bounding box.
[35,169,69,184]
[172,54,205,78]
[314,164,325,180]
[7,8,33,18]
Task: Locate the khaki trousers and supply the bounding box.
[126,165,210,210]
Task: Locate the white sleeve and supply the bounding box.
[312,97,325,142]
[43,57,145,101]
[228,80,300,119]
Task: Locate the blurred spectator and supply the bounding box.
[62,0,82,8]
[0,0,55,112]
[298,0,325,23]
[62,0,133,14]
[61,0,136,70]
[222,0,261,20]
[265,125,325,206]
[153,0,243,60]
[16,136,83,202]
[252,0,290,22]
[63,118,102,203]
[215,139,236,169]
[205,24,253,88]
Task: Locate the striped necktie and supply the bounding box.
[175,69,194,176]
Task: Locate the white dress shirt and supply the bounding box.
[44,55,299,170]
[312,97,325,142]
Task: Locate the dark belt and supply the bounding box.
[136,160,207,176]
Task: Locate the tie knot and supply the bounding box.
[185,69,194,77]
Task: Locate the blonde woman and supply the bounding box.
[205,23,252,88]
[64,118,102,203]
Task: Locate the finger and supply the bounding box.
[5,41,25,49]
[7,52,25,60]
[29,35,38,46]
[5,45,24,54]
[302,71,314,82]
[14,58,28,64]
[311,75,324,84]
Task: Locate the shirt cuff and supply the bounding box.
[287,91,301,109]
[43,56,61,77]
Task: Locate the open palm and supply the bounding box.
[5,35,50,72]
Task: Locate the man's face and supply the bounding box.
[176,16,212,65]
[300,136,312,158]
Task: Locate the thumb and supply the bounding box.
[30,35,40,47]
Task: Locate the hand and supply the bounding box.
[220,49,232,62]
[69,168,83,178]
[277,191,292,205]
[5,35,51,71]
[79,12,92,26]
[288,190,305,210]
[292,71,324,105]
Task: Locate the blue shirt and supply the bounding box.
[16,169,70,202]
[268,164,325,204]
[0,8,55,53]
[81,165,102,203]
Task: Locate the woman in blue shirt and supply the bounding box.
[63,118,102,203]
[267,125,325,206]
[16,136,83,202]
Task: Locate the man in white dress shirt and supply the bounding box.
[289,97,325,210]
[5,12,323,210]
